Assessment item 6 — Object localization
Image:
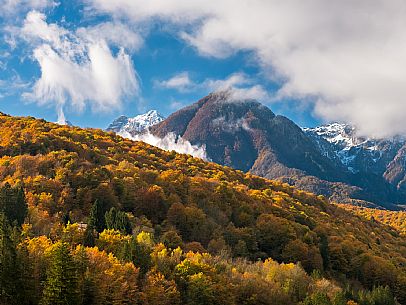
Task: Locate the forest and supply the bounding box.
[0,113,405,305]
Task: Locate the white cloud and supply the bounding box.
[155,72,194,92]
[76,22,143,51]
[120,130,209,160]
[0,74,30,98]
[203,73,269,101]
[21,11,139,122]
[89,0,406,137]
[157,71,269,101]
[169,100,184,110]
[1,0,56,17]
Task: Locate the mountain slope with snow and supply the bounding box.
[303,123,404,175]
[107,110,165,136]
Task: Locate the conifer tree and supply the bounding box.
[88,199,106,233]
[105,207,132,234]
[0,213,18,304]
[0,184,27,226]
[14,186,28,226]
[41,242,79,305]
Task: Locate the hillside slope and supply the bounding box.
[0,113,405,303]
[150,92,402,209]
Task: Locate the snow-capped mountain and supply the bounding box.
[303,123,405,175]
[107,110,165,136]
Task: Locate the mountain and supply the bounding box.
[303,123,405,175]
[107,110,165,135]
[304,124,406,201]
[0,112,405,303]
[150,91,403,209]
[151,91,344,178]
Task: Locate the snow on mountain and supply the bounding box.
[107,110,165,136]
[303,123,404,174]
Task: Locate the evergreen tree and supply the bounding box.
[0,213,18,305]
[41,242,79,305]
[0,183,14,222]
[88,200,106,233]
[105,207,118,230]
[105,207,132,234]
[0,184,27,226]
[14,186,28,226]
[83,226,96,247]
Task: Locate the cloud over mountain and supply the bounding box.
[156,72,269,101]
[89,0,406,137]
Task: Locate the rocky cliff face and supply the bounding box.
[151,91,345,180]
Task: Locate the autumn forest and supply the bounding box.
[0,113,405,305]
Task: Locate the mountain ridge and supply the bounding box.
[147,92,404,209]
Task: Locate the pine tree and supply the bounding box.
[0,213,18,304]
[105,207,132,234]
[88,200,106,233]
[14,186,28,226]
[0,184,27,226]
[41,242,79,305]
[83,226,96,247]
[105,207,118,230]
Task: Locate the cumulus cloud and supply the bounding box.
[1,0,56,17]
[21,11,139,122]
[155,72,194,92]
[120,130,209,160]
[76,22,143,51]
[88,0,406,137]
[157,72,270,101]
[204,73,269,101]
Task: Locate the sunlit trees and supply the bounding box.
[0,113,403,303]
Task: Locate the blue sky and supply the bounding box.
[1,0,406,137]
[0,0,320,129]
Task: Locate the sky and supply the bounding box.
[1,0,406,137]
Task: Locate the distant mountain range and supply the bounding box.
[107,92,406,209]
[304,124,406,199]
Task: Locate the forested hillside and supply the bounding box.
[0,113,405,305]
[338,204,406,236]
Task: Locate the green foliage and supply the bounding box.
[105,207,132,234]
[88,199,106,233]
[303,292,332,305]
[0,213,20,304]
[0,183,27,226]
[41,242,79,305]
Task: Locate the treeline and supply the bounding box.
[0,114,404,303]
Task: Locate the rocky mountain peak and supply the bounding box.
[107,110,165,136]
